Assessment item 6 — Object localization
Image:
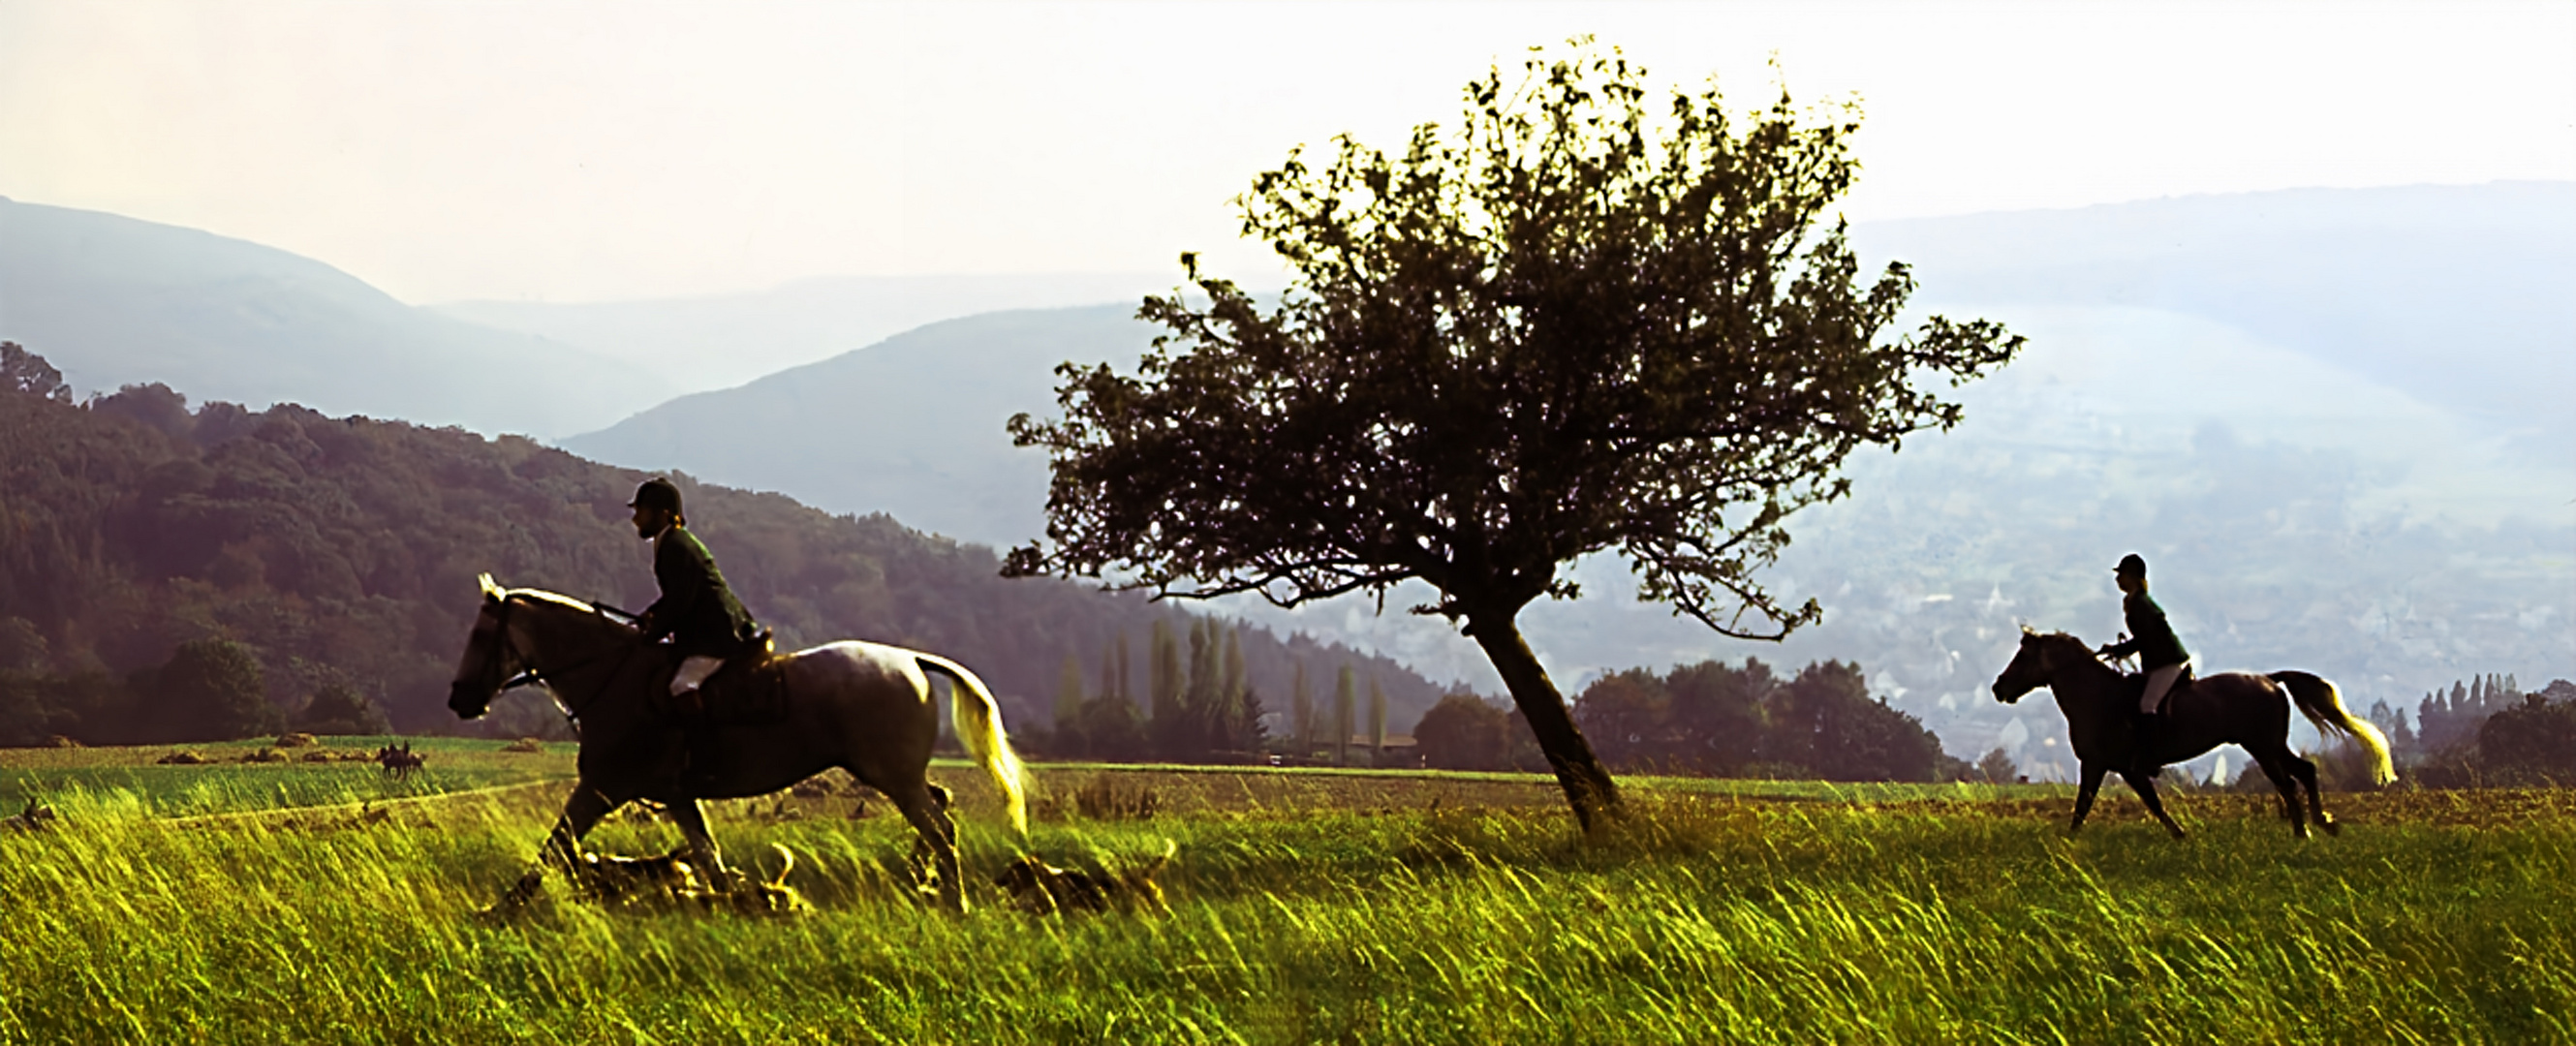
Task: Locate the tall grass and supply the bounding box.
[0,774,2567,1044]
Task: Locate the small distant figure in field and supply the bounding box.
[3,797,56,832]
[2095,553,2191,748]
[376,742,426,780]
[993,840,1176,916]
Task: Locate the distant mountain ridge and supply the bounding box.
[1854,180,2576,463]
[567,182,2576,546]
[0,197,674,437]
[560,305,1137,545]
[432,272,1170,394]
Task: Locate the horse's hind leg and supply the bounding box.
[2249,746,2311,838]
[901,784,954,877]
[498,784,615,911]
[2118,768,2188,839]
[2284,753,2339,836]
[667,799,731,889]
[890,783,964,912]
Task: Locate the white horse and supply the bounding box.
[446,575,1026,911]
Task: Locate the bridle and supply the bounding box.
[465,592,642,725]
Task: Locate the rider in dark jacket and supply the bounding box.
[628,477,760,697]
[2096,552,2189,719]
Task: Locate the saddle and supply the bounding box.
[2125,662,2197,693]
[662,630,791,727]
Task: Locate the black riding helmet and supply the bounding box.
[2114,553,2147,577]
[630,477,683,514]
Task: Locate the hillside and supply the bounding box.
[561,305,1143,547]
[0,197,673,437]
[0,362,1456,743]
[432,272,1166,395]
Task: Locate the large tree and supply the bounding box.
[1006,44,2020,829]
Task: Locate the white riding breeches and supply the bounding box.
[672,655,724,696]
[2140,662,2184,715]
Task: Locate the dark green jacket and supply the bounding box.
[2103,591,2188,670]
[643,525,758,659]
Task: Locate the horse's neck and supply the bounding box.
[2049,643,2126,720]
[513,597,633,669]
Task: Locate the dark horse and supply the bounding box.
[447,575,1028,911]
[1991,629,2392,838]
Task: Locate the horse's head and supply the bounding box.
[1991,626,2069,704]
[447,573,522,721]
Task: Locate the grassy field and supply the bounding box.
[1,744,2570,1044]
[0,736,579,817]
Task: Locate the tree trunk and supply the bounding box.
[1466,607,1623,832]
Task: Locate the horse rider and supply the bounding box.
[627,477,762,710]
[2095,553,2189,743]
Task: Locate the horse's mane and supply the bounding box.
[500,588,597,613]
[483,580,630,631]
[2021,629,2114,666]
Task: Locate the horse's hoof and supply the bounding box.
[2320,819,2342,836]
[474,899,531,926]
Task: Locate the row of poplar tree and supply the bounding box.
[2360,672,2538,761]
[1037,617,1399,764]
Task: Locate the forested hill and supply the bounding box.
[0,353,1456,741]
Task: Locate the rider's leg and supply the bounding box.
[661,655,728,783]
[671,655,724,695]
[2129,663,2184,769]
[2138,663,2183,716]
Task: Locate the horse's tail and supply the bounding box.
[918,655,1030,836]
[2270,670,2396,786]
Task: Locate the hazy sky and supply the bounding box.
[4,1,2569,305]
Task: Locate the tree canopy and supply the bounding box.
[1008,43,2020,828]
[1454,656,1956,783]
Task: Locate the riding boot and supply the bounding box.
[682,727,721,791]
[655,680,716,787]
[655,725,691,783]
[2131,710,2163,769]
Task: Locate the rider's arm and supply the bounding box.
[2124,595,2188,667]
[645,533,708,640]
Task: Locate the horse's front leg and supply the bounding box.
[2118,768,2188,839]
[494,784,616,913]
[2068,763,2106,834]
[666,798,731,891]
